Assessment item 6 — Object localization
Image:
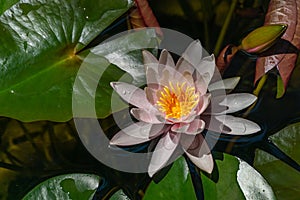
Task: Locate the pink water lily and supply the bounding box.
[110,40,260,177]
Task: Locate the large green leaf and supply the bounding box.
[72,30,158,119]
[254,122,300,200]
[0,0,19,14]
[0,0,156,122]
[143,157,197,200]
[22,173,100,200]
[202,153,275,200]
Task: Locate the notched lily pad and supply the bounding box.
[0,0,158,122]
[22,173,100,200]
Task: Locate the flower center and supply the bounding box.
[156,82,199,120]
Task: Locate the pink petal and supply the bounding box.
[215,115,261,135]
[194,74,209,95]
[195,55,216,86]
[159,68,171,87]
[143,50,158,66]
[159,49,176,69]
[181,40,203,67]
[182,71,195,86]
[131,108,165,124]
[148,132,181,177]
[182,134,214,173]
[143,51,160,90]
[171,123,190,133]
[110,122,164,146]
[210,93,257,114]
[171,119,205,135]
[145,87,158,105]
[145,66,160,90]
[175,57,195,75]
[110,82,152,109]
[186,119,205,135]
[185,150,214,174]
[208,77,240,92]
[205,115,261,135]
[196,94,211,115]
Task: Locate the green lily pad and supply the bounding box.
[254,122,300,199]
[0,0,19,14]
[143,157,197,200]
[202,153,275,200]
[22,173,100,200]
[0,0,160,122]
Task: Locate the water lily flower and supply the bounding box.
[110,40,260,177]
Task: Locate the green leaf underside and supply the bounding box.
[22,173,100,200]
[0,0,159,122]
[143,157,197,200]
[254,122,300,200]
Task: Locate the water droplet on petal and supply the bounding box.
[122,90,126,95]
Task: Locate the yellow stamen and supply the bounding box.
[156,82,199,120]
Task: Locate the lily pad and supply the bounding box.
[202,153,275,200]
[0,0,158,122]
[22,173,100,200]
[254,122,300,199]
[143,157,197,200]
[0,0,18,14]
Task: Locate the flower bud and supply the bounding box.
[239,24,287,53]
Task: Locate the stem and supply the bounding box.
[253,74,268,96]
[243,74,268,117]
[200,0,213,50]
[185,156,204,200]
[259,140,300,172]
[214,0,238,55]
[0,161,23,171]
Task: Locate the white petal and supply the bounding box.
[159,49,175,68]
[182,40,203,67]
[131,108,164,124]
[185,151,214,173]
[110,122,163,146]
[195,55,216,86]
[214,115,261,135]
[183,134,213,173]
[208,77,240,91]
[145,66,160,89]
[212,93,257,114]
[171,123,190,133]
[194,74,208,95]
[172,120,205,135]
[145,87,158,105]
[196,93,211,115]
[148,132,181,177]
[175,57,195,75]
[186,119,205,135]
[143,50,158,66]
[110,82,152,109]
